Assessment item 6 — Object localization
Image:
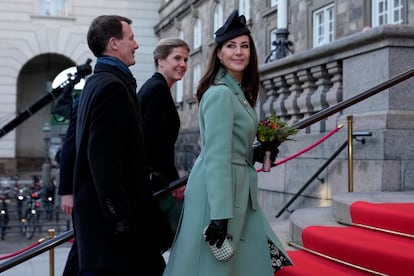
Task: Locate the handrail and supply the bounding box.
[153,175,189,198]
[292,67,414,130]
[275,132,372,218]
[0,229,74,273]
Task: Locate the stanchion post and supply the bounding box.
[48,229,56,276]
[347,115,354,192]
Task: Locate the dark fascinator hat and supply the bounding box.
[215,10,250,44]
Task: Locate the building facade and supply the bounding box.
[155,0,414,221]
[154,0,414,175]
[0,0,161,173]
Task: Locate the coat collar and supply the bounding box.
[216,69,257,122]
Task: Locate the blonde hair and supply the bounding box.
[153,38,190,68]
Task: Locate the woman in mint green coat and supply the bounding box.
[163,10,292,276]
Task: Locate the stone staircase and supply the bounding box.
[279,191,414,275]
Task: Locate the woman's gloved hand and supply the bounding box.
[204,219,228,247]
[113,220,131,243]
[253,142,279,164]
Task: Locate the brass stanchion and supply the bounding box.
[347,115,353,192]
[48,229,56,276]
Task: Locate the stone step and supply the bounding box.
[289,191,414,245]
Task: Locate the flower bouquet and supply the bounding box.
[256,114,298,172]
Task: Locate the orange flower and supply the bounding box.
[256,114,298,150]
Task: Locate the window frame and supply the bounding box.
[372,0,404,27]
[213,3,224,38]
[175,30,185,103]
[312,4,335,48]
[38,0,69,16]
[193,18,202,49]
[192,64,201,95]
[238,0,251,21]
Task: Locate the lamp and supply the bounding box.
[42,122,51,163]
[265,0,294,62]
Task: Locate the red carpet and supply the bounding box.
[350,201,414,235]
[277,250,370,276]
[277,202,414,275]
[302,226,414,275]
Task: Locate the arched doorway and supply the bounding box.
[16,54,75,171]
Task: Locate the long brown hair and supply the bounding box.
[196,34,259,107]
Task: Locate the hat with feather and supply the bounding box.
[214,10,250,44]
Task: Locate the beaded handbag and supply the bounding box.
[203,228,235,261]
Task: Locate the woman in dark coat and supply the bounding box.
[73,15,172,275]
[138,38,190,233]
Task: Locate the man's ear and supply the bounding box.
[108,37,118,51]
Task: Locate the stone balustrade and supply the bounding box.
[256,24,414,220]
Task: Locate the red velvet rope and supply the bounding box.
[256,124,343,173]
[0,239,43,261]
[0,237,74,261]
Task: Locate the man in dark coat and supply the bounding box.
[58,98,79,276]
[73,15,173,275]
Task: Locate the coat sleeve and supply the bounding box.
[200,87,234,220]
[58,104,77,195]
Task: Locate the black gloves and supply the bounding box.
[113,220,131,243]
[204,219,228,248]
[253,142,279,164]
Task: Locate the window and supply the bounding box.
[239,0,251,21]
[313,4,334,47]
[176,79,184,103]
[178,30,184,40]
[267,28,278,60]
[193,18,202,49]
[192,64,201,95]
[176,29,185,103]
[39,0,68,16]
[213,4,224,37]
[372,0,403,27]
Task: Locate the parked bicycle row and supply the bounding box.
[0,175,61,240]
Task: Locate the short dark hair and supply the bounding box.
[87,15,132,57]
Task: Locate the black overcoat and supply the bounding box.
[137,72,180,187]
[73,63,172,275]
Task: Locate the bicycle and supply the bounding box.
[20,190,42,240]
[12,176,28,221]
[0,187,11,240]
[43,177,57,221]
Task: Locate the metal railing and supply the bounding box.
[275,129,372,218]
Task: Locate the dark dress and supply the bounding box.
[73,63,173,275]
[137,72,182,232]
